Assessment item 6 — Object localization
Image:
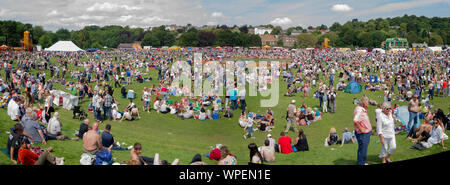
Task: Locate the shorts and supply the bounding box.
[248,126,253,134]
[144,101,150,107]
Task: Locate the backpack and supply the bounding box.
[94,150,113,165]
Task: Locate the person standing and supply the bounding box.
[285,100,298,133]
[239,88,246,111]
[376,102,396,163]
[353,95,372,165]
[407,94,419,138]
[328,87,337,113]
[103,93,113,121]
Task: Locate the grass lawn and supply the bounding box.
[0,56,449,165]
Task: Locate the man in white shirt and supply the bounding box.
[7,97,19,121]
[47,112,77,141]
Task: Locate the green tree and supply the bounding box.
[329,22,342,32]
[198,31,216,46]
[271,26,282,35]
[277,39,284,47]
[297,33,318,48]
[90,42,102,49]
[38,34,52,48]
[56,28,71,40]
[429,33,443,46]
[178,28,199,47]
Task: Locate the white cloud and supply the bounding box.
[211,12,224,18]
[331,4,353,12]
[142,16,171,24]
[118,15,133,22]
[270,17,292,25]
[47,10,59,16]
[86,2,142,12]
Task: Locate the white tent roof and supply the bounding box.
[427,47,442,52]
[44,41,83,52]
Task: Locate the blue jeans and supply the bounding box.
[240,99,246,110]
[355,131,371,165]
[112,145,127,151]
[407,112,419,137]
[103,107,112,120]
[231,100,238,110]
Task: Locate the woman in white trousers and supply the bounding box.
[377,102,396,163]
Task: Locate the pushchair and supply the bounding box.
[73,106,88,120]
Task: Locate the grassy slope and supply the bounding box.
[0,56,449,165]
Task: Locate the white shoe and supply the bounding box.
[55,157,64,165]
[243,134,247,139]
[127,146,133,150]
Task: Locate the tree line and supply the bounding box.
[0,14,448,49]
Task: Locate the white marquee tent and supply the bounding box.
[44,41,84,52]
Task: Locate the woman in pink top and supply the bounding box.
[353,95,372,165]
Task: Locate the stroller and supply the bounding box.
[73,106,88,120]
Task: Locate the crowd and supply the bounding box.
[1,48,449,165]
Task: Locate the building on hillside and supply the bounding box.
[319,29,329,34]
[254,27,273,35]
[382,38,408,50]
[261,34,278,46]
[248,28,255,34]
[165,24,179,31]
[280,35,297,47]
[291,30,302,36]
[411,42,428,51]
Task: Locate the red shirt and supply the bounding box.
[37,110,43,119]
[278,136,293,154]
[443,81,447,89]
[17,149,38,165]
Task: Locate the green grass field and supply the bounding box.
[0,57,449,165]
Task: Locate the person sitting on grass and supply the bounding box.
[248,143,263,164]
[76,119,90,140]
[293,129,309,152]
[411,116,448,150]
[22,108,46,145]
[131,105,141,120]
[17,140,64,165]
[120,109,134,121]
[278,132,293,154]
[313,107,322,121]
[223,106,233,118]
[260,139,275,163]
[180,107,194,119]
[326,127,341,146]
[340,128,356,147]
[239,110,247,128]
[47,112,78,141]
[218,145,237,165]
[101,124,129,151]
[83,122,111,155]
[7,123,33,164]
[130,142,155,165]
[125,99,136,112]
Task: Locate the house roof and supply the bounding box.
[260,34,278,42]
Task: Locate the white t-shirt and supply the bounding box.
[47,118,61,135]
[7,100,19,120]
[144,91,151,102]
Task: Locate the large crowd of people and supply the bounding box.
[1,47,449,165]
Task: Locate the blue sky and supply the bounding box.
[0,0,449,31]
